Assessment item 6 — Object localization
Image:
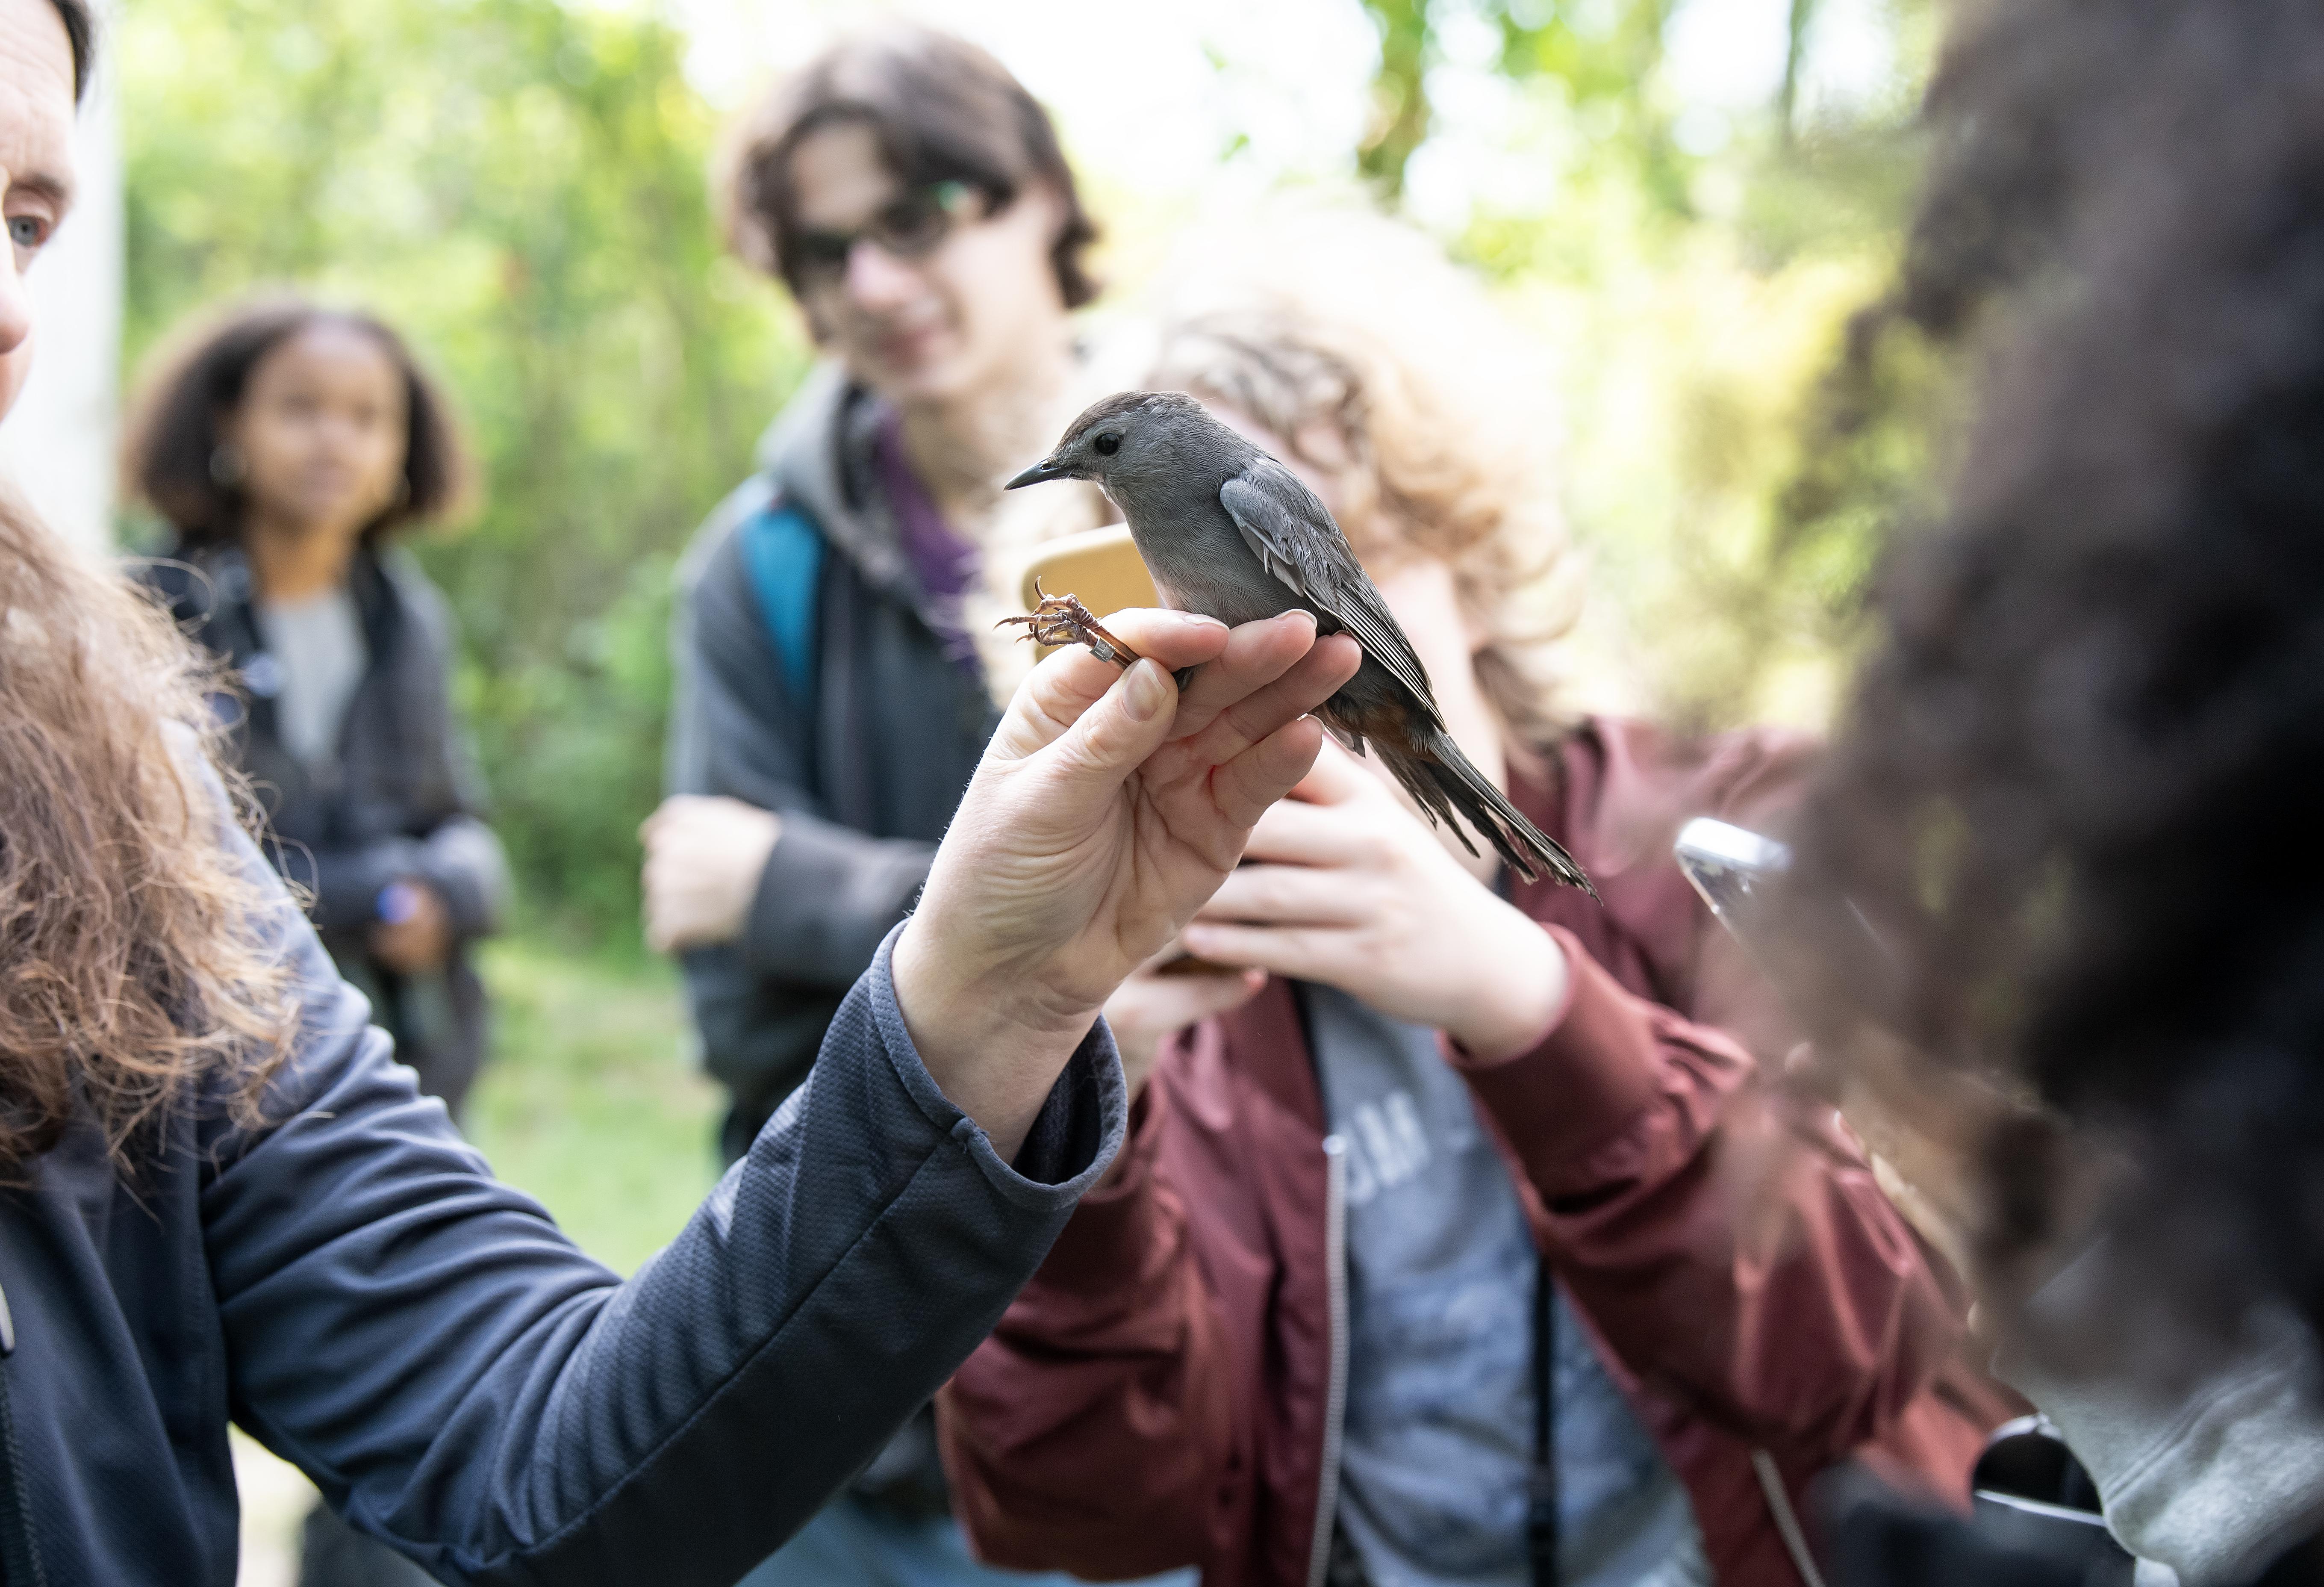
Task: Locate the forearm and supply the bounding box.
[415,817,510,938]
[1455,926,1962,1454]
[742,813,936,987]
[278,836,427,932]
[667,536,930,988]
[677,947,837,1113]
[452,935,1122,1584]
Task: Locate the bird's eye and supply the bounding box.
[1094,431,1122,456]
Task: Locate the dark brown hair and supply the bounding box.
[123,298,468,551]
[1777,0,2324,1336]
[720,24,1099,310]
[49,0,91,103]
[0,499,297,1176]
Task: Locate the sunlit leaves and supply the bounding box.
[123,0,814,938]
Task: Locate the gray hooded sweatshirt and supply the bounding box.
[668,366,1000,1160]
[2000,1245,2324,1584]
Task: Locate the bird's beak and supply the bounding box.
[1005,456,1068,490]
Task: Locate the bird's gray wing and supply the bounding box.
[1219,462,1443,714]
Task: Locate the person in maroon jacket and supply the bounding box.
[941,219,2006,1587]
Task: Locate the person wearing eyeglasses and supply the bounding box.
[637,24,1139,1587]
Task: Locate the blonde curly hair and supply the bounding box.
[979,209,1583,745]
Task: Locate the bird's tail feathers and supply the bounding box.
[1379,729,1596,895]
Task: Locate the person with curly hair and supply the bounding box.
[941,212,2007,1587]
[1770,0,2324,1581]
[0,4,1363,1581]
[126,299,505,1129]
[639,28,1157,1582]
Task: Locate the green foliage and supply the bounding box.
[121,0,813,943]
[1358,0,1685,212]
[464,935,716,1273]
[1358,0,1944,730]
[1356,0,1434,197]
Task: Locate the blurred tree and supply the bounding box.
[1779,0,1823,145]
[1354,0,1947,732]
[121,0,811,943]
[1358,0,1682,213]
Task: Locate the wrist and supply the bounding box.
[1443,911,1570,1062]
[891,920,1093,1052]
[890,916,1096,1158]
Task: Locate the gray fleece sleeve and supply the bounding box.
[742,814,935,985]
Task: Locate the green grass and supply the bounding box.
[463,936,723,1276]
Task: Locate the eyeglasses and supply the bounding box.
[792,181,987,288]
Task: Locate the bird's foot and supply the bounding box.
[997,580,1147,670]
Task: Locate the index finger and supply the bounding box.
[1172,630,1361,773]
[1242,795,1378,865]
[990,608,1231,761]
[1170,612,1324,742]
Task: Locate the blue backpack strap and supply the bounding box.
[739,499,826,711]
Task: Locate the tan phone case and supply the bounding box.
[1017,523,1160,623]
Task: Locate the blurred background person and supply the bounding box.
[125,298,508,1587]
[132,302,504,1115]
[649,18,1099,1174]
[943,212,2006,1587]
[639,24,1130,1587]
[1764,0,2324,1581]
[129,300,505,1123]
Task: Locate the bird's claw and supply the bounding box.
[997,580,1146,670]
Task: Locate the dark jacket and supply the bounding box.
[667,365,997,1159]
[943,720,2010,1587]
[142,541,510,1115]
[0,788,1122,1587]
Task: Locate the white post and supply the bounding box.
[0,0,122,553]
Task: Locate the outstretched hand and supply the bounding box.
[892,608,1360,1157]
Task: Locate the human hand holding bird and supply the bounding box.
[1177,739,1573,1060]
[1005,391,1594,894]
[892,605,1358,1158]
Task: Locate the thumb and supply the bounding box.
[1036,657,1178,802]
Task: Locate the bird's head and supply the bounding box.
[1005,390,1216,492]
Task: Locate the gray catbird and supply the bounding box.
[1007,390,1591,891]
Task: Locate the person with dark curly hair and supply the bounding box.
[1770,0,2324,1581]
[126,299,505,1128]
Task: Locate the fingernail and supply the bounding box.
[1124,658,1172,721]
[1287,609,1318,633]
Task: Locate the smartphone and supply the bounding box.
[1673,817,1792,943]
